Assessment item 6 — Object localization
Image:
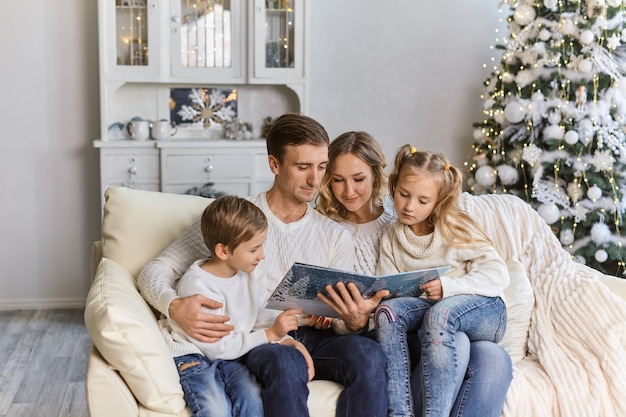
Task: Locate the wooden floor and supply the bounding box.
[0,309,90,417]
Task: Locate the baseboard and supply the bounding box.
[0,297,86,311]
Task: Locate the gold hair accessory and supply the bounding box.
[444,163,451,170]
[410,147,417,154]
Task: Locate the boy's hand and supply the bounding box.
[281,339,315,381]
[266,309,301,341]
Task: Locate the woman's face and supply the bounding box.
[330,153,376,216]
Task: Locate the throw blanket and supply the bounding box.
[459,193,626,417]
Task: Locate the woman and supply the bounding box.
[316,132,512,417]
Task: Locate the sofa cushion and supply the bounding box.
[499,258,535,363]
[84,257,187,414]
[101,187,211,277]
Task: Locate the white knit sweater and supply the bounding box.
[138,192,356,318]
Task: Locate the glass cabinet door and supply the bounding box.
[251,0,304,80]
[170,0,244,83]
[101,0,161,80]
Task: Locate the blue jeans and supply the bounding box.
[174,354,263,417]
[375,295,508,417]
[246,327,389,417]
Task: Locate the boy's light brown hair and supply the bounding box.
[200,195,268,253]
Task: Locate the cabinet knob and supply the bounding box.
[129,166,138,175]
[205,165,214,173]
[171,15,180,23]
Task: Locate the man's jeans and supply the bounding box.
[174,353,263,417]
[246,327,389,417]
[375,295,508,417]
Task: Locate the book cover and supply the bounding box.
[265,263,450,318]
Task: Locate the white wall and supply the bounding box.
[0,1,502,308]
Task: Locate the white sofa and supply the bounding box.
[84,187,626,417]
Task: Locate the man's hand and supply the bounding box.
[168,295,234,343]
[317,282,389,333]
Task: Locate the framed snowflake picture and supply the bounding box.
[169,87,237,139]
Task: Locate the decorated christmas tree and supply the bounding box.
[466,0,626,276]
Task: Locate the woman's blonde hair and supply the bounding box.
[389,144,490,247]
[316,131,387,221]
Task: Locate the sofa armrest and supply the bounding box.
[84,257,187,414]
[600,274,626,301]
[91,241,102,280]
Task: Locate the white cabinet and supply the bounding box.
[95,0,307,206]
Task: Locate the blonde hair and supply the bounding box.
[201,195,268,253]
[389,144,490,247]
[316,131,388,221]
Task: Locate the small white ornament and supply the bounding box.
[494,111,506,124]
[532,91,545,102]
[595,249,609,263]
[496,164,519,185]
[591,222,611,244]
[607,0,621,6]
[537,203,561,224]
[539,28,552,41]
[587,184,603,200]
[543,124,564,140]
[544,0,558,9]
[548,111,562,124]
[502,72,514,83]
[560,228,575,245]
[578,59,593,73]
[564,130,580,145]
[574,255,586,265]
[576,85,588,108]
[559,18,577,35]
[504,101,526,123]
[514,5,536,26]
[580,30,595,45]
[473,128,485,141]
[475,165,497,187]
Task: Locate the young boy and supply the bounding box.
[159,195,313,417]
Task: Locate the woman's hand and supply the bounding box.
[168,295,234,342]
[317,282,389,332]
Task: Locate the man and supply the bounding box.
[138,113,389,416]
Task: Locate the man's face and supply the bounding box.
[271,144,329,204]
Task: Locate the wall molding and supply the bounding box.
[0,297,86,311]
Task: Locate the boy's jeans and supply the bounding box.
[375,295,507,417]
[174,353,263,417]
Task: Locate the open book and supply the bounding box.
[265,263,450,318]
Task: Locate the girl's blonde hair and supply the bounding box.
[389,144,490,247]
[316,131,388,221]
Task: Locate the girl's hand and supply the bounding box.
[281,338,315,381]
[306,315,334,329]
[420,279,443,301]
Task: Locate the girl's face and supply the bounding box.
[393,169,440,235]
[330,153,376,219]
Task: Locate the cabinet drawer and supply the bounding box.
[102,151,159,180]
[163,182,250,197]
[164,153,253,182]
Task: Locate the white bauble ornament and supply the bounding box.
[559,18,576,35]
[543,124,564,140]
[475,166,497,187]
[591,222,611,244]
[560,229,575,245]
[564,130,579,144]
[539,28,552,41]
[494,111,506,124]
[504,102,526,123]
[532,91,545,102]
[578,59,593,73]
[496,164,519,185]
[502,72,514,83]
[595,249,609,263]
[473,128,485,141]
[514,5,536,26]
[579,30,595,45]
[537,203,561,224]
[587,184,602,200]
[574,255,586,265]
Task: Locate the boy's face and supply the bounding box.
[270,144,329,204]
[227,229,267,273]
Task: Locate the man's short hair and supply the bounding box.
[266,113,330,163]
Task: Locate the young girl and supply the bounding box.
[375,145,510,417]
